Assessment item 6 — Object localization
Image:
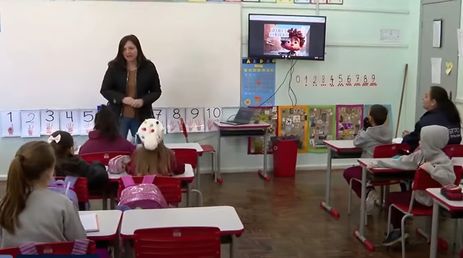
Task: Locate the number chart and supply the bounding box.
[204,107,222,132]
[41,109,60,135]
[1,111,20,137]
[166,108,186,134]
[241,58,276,107]
[20,110,40,138]
[294,73,377,88]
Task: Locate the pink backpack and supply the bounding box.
[107,155,131,174]
[118,175,167,209]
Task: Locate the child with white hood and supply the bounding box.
[128,118,185,176]
[368,125,455,246]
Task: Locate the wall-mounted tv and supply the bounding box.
[248,14,327,60]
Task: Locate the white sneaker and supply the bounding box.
[366,189,377,215]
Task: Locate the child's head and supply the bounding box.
[135,119,172,176]
[94,105,119,140]
[48,131,74,158]
[368,105,388,126]
[420,125,449,160]
[0,141,56,233]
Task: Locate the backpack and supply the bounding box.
[107,155,131,174]
[118,175,167,209]
[48,176,79,209]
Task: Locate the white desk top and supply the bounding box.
[108,164,195,181]
[120,206,244,238]
[166,143,203,153]
[323,140,360,152]
[79,210,122,240]
[357,158,415,174]
[426,188,463,212]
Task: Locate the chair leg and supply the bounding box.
[191,189,203,206]
[401,214,412,258]
[348,178,353,215]
[387,205,393,234]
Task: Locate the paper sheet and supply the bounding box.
[433,20,442,48]
[458,29,463,57]
[431,57,442,84]
[79,213,99,232]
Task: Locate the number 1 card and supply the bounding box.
[1,111,20,137]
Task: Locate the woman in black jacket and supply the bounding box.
[402,86,461,151]
[100,34,162,139]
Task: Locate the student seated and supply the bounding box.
[49,131,109,192]
[79,105,135,155]
[0,141,85,248]
[129,118,185,176]
[342,104,393,213]
[369,125,455,246]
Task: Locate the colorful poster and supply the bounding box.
[248,107,278,154]
[277,105,309,153]
[241,58,276,107]
[336,105,364,140]
[308,105,335,152]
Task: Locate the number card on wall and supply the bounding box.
[204,107,222,132]
[41,110,59,135]
[60,110,79,135]
[79,109,96,135]
[166,108,186,134]
[152,108,167,132]
[185,108,205,133]
[1,111,20,137]
[20,110,40,138]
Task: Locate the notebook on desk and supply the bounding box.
[221,107,255,125]
[79,213,99,233]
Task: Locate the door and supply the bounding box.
[417,0,461,119]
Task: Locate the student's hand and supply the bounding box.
[122,97,135,106]
[132,99,144,108]
[402,130,410,137]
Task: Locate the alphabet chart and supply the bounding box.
[241,58,276,107]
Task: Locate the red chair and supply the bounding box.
[171,148,203,206]
[79,151,132,166]
[347,143,411,214]
[54,176,89,210]
[117,176,182,207]
[0,240,96,257]
[134,227,221,258]
[180,118,220,184]
[386,166,462,258]
[443,144,463,158]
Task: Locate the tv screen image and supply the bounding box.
[249,14,326,60]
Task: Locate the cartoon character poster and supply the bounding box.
[336,105,363,140]
[264,25,310,58]
[277,105,309,153]
[308,105,335,152]
[248,107,278,154]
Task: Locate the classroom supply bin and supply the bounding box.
[272,137,298,177]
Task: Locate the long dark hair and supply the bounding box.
[109,34,148,68]
[134,142,172,176]
[0,141,55,234]
[49,131,82,177]
[94,105,119,141]
[430,86,461,124]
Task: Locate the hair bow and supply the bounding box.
[48,134,61,144]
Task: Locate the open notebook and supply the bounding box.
[79,213,99,233]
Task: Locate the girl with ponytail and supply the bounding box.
[0,141,85,248]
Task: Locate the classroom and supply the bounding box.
[0,0,463,257]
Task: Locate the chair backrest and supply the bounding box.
[172,148,198,169]
[134,227,221,258]
[117,176,181,206]
[54,176,89,204]
[443,144,463,158]
[373,143,411,158]
[0,240,96,257]
[412,166,463,191]
[80,151,132,166]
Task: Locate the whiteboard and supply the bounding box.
[0,1,241,109]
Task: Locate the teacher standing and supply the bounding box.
[100,34,162,139]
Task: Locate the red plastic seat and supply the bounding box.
[386,166,462,258]
[134,227,221,258]
[443,144,463,158]
[0,240,96,257]
[171,148,202,206]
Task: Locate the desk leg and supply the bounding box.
[354,167,375,251]
[217,131,221,182]
[320,150,339,219]
[430,200,439,258]
[230,235,235,258]
[258,129,270,181]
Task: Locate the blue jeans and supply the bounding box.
[119,117,140,140]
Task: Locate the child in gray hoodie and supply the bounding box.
[343,105,392,211]
[368,125,455,246]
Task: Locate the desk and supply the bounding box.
[215,122,271,181]
[120,206,244,258]
[356,158,415,251]
[79,210,122,241]
[165,143,204,154]
[321,140,361,219]
[427,188,463,258]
